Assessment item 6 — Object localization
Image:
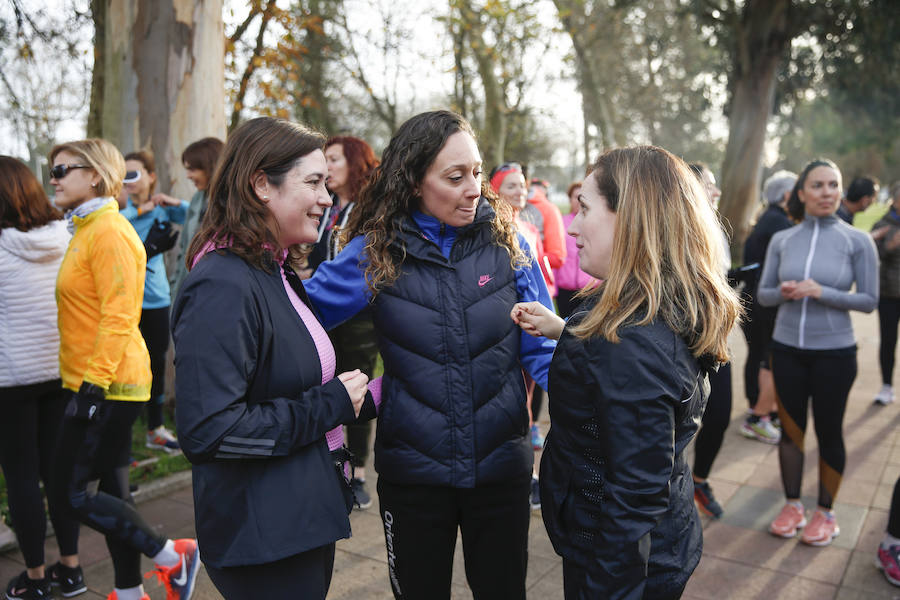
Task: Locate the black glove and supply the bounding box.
[143,219,179,260]
[65,382,106,421]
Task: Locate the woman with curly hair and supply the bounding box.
[511,146,741,598]
[305,110,556,599]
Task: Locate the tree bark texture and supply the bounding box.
[718,0,792,258]
[100,0,225,202]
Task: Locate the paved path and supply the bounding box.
[2,311,899,598]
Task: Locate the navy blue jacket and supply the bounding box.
[540,299,710,599]
[172,250,357,568]
[305,199,556,487]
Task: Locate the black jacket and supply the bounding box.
[540,300,709,599]
[372,202,532,488]
[743,204,793,300]
[171,250,358,568]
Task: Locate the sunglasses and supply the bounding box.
[50,164,91,180]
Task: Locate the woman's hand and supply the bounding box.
[338,369,369,417]
[781,278,822,300]
[510,301,565,340]
[151,192,182,207]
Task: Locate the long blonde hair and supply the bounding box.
[571,146,741,363]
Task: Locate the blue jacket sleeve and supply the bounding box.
[515,233,557,390]
[120,203,138,221]
[172,262,356,464]
[304,235,372,330]
[164,200,189,224]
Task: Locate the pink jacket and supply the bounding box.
[554,212,597,291]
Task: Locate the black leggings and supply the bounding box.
[889,476,900,538]
[377,477,530,600]
[771,346,856,509]
[51,395,166,588]
[0,380,80,568]
[205,543,335,600]
[740,301,778,408]
[878,298,900,385]
[692,363,732,480]
[139,307,170,429]
[332,312,378,468]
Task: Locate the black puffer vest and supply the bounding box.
[372,201,532,488]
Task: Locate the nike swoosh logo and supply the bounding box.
[172,554,188,586]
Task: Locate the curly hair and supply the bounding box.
[187,117,325,272]
[324,136,378,203]
[340,110,527,295]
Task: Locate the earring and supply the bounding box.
[262,195,269,200]
[91,182,97,187]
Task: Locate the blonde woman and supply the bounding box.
[511,146,741,599]
[48,139,199,600]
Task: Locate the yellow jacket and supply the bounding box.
[56,200,151,401]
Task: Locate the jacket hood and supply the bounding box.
[0,220,70,263]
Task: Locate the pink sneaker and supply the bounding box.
[769,502,807,538]
[876,543,900,587]
[800,510,840,546]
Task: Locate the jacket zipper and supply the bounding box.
[798,219,820,348]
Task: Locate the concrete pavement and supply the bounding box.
[2,310,899,598]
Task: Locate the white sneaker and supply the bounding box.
[146,425,181,453]
[875,385,895,406]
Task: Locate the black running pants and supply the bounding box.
[692,363,733,480]
[205,543,336,600]
[139,307,170,429]
[0,380,80,568]
[377,477,530,600]
[771,346,856,509]
[51,395,166,588]
[879,298,900,386]
[890,476,900,538]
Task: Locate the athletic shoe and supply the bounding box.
[530,475,541,510]
[147,539,200,600]
[769,502,807,538]
[530,424,545,450]
[800,510,839,546]
[5,571,50,599]
[876,542,900,587]
[693,481,723,518]
[874,384,895,406]
[105,592,150,600]
[146,426,180,453]
[351,478,372,510]
[740,416,781,445]
[46,562,87,597]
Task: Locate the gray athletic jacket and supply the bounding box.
[757,214,878,350]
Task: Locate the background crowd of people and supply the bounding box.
[1,108,900,599]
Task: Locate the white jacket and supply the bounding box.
[0,220,70,387]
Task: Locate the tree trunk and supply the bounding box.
[718,0,791,259]
[98,0,226,202]
[86,0,106,138]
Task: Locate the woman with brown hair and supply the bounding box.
[122,149,188,453]
[172,117,372,599]
[0,156,84,600]
[48,139,199,600]
[168,137,224,297]
[511,146,741,598]
[305,110,556,599]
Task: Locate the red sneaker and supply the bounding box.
[769,502,806,538]
[146,539,201,600]
[876,542,900,586]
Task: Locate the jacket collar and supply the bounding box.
[70,198,118,232]
[398,197,495,263]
